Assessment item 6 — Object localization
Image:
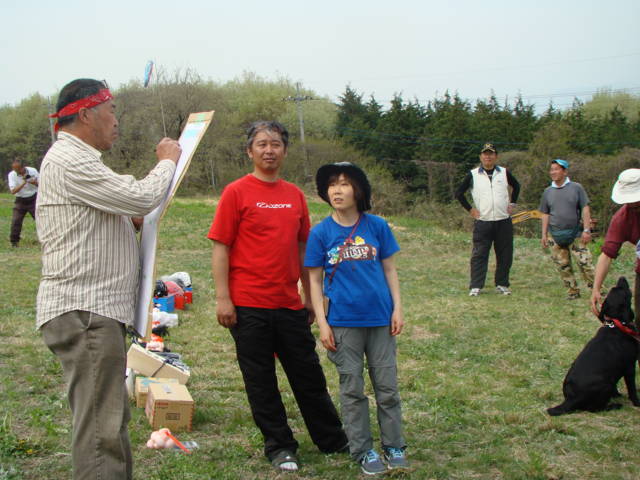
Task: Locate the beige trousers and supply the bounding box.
[548,235,596,295]
[42,311,132,480]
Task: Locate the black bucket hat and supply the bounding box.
[316,162,372,211]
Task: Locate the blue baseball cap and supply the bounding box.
[551,159,569,169]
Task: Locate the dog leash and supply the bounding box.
[607,317,640,372]
[604,315,640,342]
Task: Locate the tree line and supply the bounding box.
[335,86,640,228]
[1,72,639,230]
[336,86,639,185]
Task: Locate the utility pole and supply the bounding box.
[284,82,313,179]
[46,97,56,144]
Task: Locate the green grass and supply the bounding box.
[1,192,640,479]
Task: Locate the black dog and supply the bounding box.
[547,277,640,416]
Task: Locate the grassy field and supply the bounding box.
[1,192,639,480]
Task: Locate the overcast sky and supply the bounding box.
[1,0,638,111]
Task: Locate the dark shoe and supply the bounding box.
[323,442,349,454]
[383,446,409,470]
[271,450,298,472]
[360,449,386,475]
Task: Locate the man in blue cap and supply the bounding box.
[539,159,595,299]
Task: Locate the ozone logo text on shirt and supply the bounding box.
[256,202,292,209]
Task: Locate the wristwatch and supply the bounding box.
[583,228,591,233]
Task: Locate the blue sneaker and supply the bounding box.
[360,449,386,475]
[383,447,409,469]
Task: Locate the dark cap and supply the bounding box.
[316,162,372,212]
[481,143,497,154]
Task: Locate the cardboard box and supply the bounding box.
[135,376,179,408]
[145,383,194,432]
[126,343,190,384]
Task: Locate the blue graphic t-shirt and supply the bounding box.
[304,213,400,327]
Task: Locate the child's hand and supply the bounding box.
[390,310,404,336]
[319,323,337,352]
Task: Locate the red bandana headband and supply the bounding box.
[49,88,113,131]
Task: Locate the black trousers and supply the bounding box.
[470,218,513,289]
[10,193,36,244]
[230,306,347,460]
[635,273,640,330]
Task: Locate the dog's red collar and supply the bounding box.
[604,315,640,339]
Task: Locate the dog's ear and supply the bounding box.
[617,277,630,290]
[598,297,608,323]
[626,306,635,325]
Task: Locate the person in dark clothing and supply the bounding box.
[8,160,38,247]
[455,143,520,296]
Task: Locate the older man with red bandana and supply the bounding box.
[37,78,181,479]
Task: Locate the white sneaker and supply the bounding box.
[469,288,481,297]
[496,285,511,295]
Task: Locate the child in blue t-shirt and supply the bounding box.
[304,162,407,475]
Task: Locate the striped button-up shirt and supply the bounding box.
[36,132,176,329]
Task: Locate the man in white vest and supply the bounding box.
[455,143,520,296]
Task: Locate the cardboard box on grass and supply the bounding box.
[126,343,190,384]
[135,376,179,408]
[145,383,194,432]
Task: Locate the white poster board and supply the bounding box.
[133,111,214,337]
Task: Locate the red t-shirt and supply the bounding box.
[208,174,310,309]
[601,204,640,273]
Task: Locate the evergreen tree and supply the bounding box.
[510,94,537,149]
[364,95,382,130]
[415,91,474,168]
[335,86,381,153]
[372,94,427,187]
[596,106,633,154]
[471,93,513,148]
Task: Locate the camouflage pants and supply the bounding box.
[547,235,595,295]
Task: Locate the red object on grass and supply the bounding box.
[174,294,185,310]
[164,430,191,454]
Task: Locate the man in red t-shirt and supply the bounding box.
[208,121,347,472]
[591,169,640,318]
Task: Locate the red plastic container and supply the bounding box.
[174,294,185,310]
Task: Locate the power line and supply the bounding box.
[331,86,640,106]
[335,126,640,149]
[342,52,640,83]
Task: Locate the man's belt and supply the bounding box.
[15,193,37,203]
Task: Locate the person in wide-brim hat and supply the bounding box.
[316,162,372,212]
[305,161,409,473]
[611,168,640,204]
[591,168,640,319]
